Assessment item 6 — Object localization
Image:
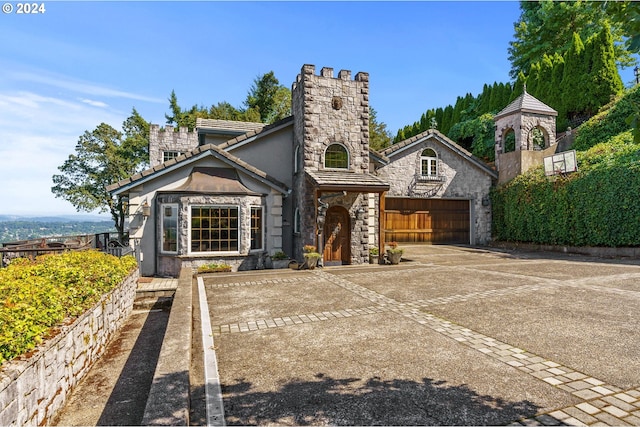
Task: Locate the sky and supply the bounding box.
[0,1,638,216]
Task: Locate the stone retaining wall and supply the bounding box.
[0,269,139,426]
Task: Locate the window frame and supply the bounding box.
[294,207,301,234]
[324,143,350,170]
[189,205,240,255]
[163,150,183,162]
[420,148,438,178]
[250,206,264,252]
[160,203,179,254]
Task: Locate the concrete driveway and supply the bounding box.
[198,245,640,426]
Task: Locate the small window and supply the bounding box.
[250,207,263,251]
[294,208,301,234]
[421,148,438,178]
[190,206,239,253]
[324,144,349,169]
[294,145,300,174]
[161,204,178,253]
[163,151,183,162]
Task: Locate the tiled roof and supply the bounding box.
[107,142,289,195]
[306,170,390,192]
[217,116,293,150]
[494,89,557,119]
[379,129,497,179]
[196,118,265,133]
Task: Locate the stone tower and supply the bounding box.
[494,88,558,184]
[290,64,373,262]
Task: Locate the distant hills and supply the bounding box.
[0,215,116,244]
[0,214,111,223]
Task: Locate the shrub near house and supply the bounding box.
[0,251,137,364]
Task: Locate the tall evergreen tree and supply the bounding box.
[561,32,587,120]
[587,23,624,114]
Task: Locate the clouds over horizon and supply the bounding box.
[0,65,162,215]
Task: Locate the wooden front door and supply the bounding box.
[323,206,350,265]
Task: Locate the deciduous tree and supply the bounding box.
[52,112,149,242]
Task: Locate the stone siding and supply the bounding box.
[149,125,199,167]
[291,64,373,262]
[155,193,272,275]
[494,112,556,172]
[378,138,494,245]
[0,270,139,426]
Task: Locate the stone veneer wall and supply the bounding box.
[0,269,139,426]
[377,139,494,245]
[494,112,556,171]
[149,125,199,167]
[155,193,277,275]
[291,64,371,262]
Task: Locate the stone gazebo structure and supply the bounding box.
[494,88,558,184]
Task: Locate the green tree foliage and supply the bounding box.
[508,0,634,80]
[587,23,624,114]
[369,107,392,151]
[52,113,149,242]
[245,71,292,124]
[448,113,496,161]
[165,71,291,130]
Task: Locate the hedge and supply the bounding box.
[0,251,138,364]
[492,135,640,247]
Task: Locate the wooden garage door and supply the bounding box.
[384,198,470,244]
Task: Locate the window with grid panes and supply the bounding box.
[190,206,238,252]
[324,144,349,169]
[250,207,263,250]
[161,204,178,253]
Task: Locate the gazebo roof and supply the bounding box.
[494,88,557,120]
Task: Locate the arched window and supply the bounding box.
[294,208,301,233]
[420,148,438,178]
[294,145,300,174]
[503,129,516,153]
[324,144,349,169]
[528,127,546,150]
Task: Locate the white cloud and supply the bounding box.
[7,70,164,104]
[81,98,109,108]
[0,90,127,215]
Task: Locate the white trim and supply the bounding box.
[420,148,438,178]
[111,149,289,196]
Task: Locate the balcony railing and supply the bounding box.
[416,173,445,182]
[1,232,133,268]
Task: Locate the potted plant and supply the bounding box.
[369,246,379,264]
[303,245,322,269]
[271,251,291,269]
[386,241,403,265]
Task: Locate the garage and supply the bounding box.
[384,198,470,244]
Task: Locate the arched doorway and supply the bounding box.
[323,206,350,265]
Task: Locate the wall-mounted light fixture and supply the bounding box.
[141,200,151,218]
[356,207,365,220]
